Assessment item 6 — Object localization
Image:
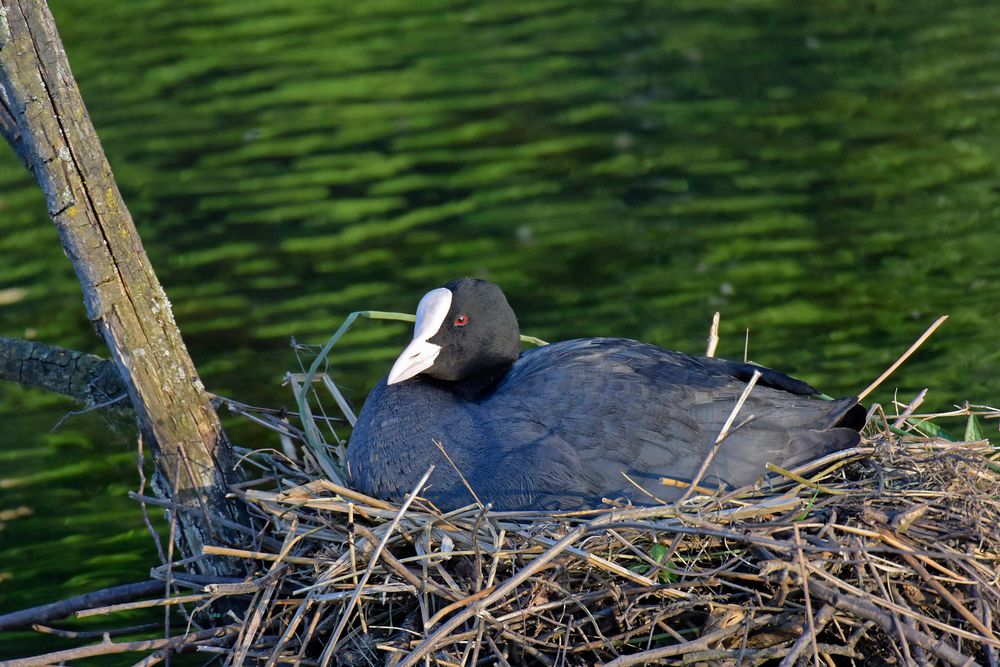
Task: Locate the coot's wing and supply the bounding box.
[463,416,607,509]
[487,338,859,505]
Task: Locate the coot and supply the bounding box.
[347,279,864,511]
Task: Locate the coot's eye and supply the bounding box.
[454,314,469,326]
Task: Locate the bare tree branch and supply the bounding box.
[0,335,124,403]
[0,580,165,632]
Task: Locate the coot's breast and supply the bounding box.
[348,338,860,510]
[347,377,479,505]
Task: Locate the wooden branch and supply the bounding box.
[0,0,246,577]
[0,335,124,404]
[0,580,166,632]
[1,626,235,667]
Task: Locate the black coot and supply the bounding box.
[347,279,864,511]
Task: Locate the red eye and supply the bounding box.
[454,314,469,326]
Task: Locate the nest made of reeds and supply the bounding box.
[21,314,993,667]
[181,344,997,667]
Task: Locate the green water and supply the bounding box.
[2,0,999,657]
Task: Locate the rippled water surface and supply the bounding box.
[2,0,999,656]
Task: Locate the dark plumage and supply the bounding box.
[347,279,865,511]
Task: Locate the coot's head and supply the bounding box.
[388,278,520,388]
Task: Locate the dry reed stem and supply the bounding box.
[74,593,213,619]
[0,626,236,667]
[705,312,720,357]
[857,315,948,401]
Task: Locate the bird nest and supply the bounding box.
[205,375,1000,666]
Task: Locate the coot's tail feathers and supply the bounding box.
[837,403,868,431]
[815,396,867,431]
[734,362,868,432]
[782,397,865,465]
